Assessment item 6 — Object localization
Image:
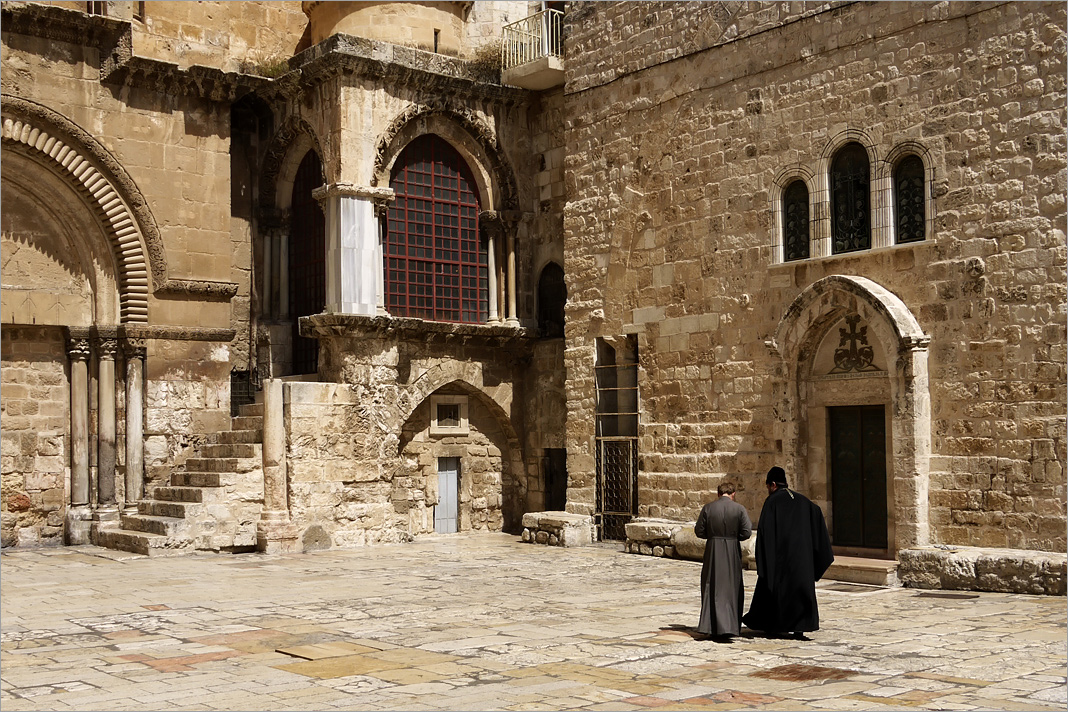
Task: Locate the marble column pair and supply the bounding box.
[479,210,519,325]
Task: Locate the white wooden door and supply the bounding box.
[435,457,459,533]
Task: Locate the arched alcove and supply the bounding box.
[768,275,931,552]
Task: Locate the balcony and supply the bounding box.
[501,8,563,91]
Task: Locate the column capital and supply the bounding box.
[67,337,91,361]
[123,337,147,359]
[96,338,119,359]
[312,183,395,204]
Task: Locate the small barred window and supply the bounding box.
[783,179,810,261]
[831,142,871,254]
[894,155,926,244]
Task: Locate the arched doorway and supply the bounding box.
[770,275,931,554]
[288,150,325,374]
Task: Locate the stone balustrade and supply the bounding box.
[521,511,594,548]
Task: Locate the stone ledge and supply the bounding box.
[899,546,1067,596]
[521,511,594,548]
[624,518,756,568]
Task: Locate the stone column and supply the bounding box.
[94,335,119,525]
[66,332,92,544]
[504,216,519,326]
[257,379,298,553]
[373,196,394,315]
[123,338,146,511]
[480,211,502,322]
[313,183,395,316]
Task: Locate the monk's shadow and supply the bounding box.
[661,624,755,643]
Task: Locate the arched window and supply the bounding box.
[782,179,809,261]
[831,142,871,254]
[387,135,486,323]
[288,150,325,375]
[537,262,566,338]
[894,154,926,244]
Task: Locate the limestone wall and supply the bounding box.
[0,327,69,547]
[562,1,1067,551]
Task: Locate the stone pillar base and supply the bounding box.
[257,513,300,554]
[65,506,93,545]
[520,511,594,547]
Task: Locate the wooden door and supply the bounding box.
[829,405,888,549]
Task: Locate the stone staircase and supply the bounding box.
[94,402,266,557]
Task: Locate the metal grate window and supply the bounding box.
[894,154,926,244]
[387,135,486,323]
[594,337,639,541]
[831,142,871,254]
[783,179,810,261]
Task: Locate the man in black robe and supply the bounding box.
[694,482,752,639]
[742,466,834,639]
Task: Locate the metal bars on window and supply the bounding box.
[831,142,871,254]
[387,135,486,323]
[595,337,638,541]
[894,155,926,244]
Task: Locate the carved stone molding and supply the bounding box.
[96,338,120,359]
[67,338,92,362]
[123,338,147,359]
[154,279,240,301]
[311,183,395,203]
[259,116,325,215]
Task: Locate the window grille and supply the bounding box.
[86,2,107,16]
[831,142,871,254]
[594,337,638,540]
[230,370,256,417]
[894,155,926,244]
[783,179,810,261]
[387,135,486,323]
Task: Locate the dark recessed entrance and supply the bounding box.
[828,404,888,549]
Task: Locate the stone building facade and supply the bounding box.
[1,1,1064,587]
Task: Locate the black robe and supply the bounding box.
[741,487,834,634]
[694,497,753,636]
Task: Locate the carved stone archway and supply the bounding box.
[767,275,931,551]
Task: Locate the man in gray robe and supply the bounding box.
[694,482,753,638]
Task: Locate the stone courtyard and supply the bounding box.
[2,533,1065,711]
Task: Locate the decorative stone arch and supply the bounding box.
[399,365,528,532]
[259,115,326,215]
[770,164,816,263]
[1,96,157,323]
[767,274,931,551]
[882,140,937,245]
[371,102,518,211]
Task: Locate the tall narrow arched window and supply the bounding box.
[894,154,926,244]
[537,262,566,338]
[783,179,810,261]
[831,142,871,254]
[288,150,325,375]
[387,134,486,323]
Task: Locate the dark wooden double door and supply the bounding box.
[829,405,888,550]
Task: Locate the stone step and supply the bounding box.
[151,486,207,503]
[170,471,223,488]
[232,415,263,431]
[239,401,264,417]
[139,499,202,519]
[199,442,259,458]
[214,428,262,445]
[824,556,899,587]
[93,528,192,557]
[121,513,191,537]
[184,457,260,474]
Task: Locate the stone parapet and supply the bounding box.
[521,511,593,548]
[624,518,755,568]
[899,546,1067,596]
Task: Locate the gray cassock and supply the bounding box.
[694,496,753,636]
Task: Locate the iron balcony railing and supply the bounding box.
[502,8,563,70]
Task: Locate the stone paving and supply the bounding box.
[1,533,1065,711]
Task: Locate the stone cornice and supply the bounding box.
[154,280,240,302]
[104,57,272,104]
[0,2,128,53]
[279,33,529,107]
[66,325,235,342]
[311,183,395,203]
[301,313,536,350]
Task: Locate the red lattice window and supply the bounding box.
[387,135,486,323]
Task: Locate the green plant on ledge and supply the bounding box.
[468,40,502,83]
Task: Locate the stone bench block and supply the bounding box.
[521,511,594,548]
[898,546,1067,595]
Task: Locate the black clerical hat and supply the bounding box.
[766,466,788,486]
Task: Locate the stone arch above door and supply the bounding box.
[2,96,155,323]
[767,274,932,550]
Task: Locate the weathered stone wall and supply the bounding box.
[0,327,69,547]
[562,1,1066,552]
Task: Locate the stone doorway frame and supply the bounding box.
[767,275,932,552]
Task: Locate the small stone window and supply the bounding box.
[831,142,871,254]
[430,395,469,436]
[893,154,926,244]
[782,179,810,261]
[537,262,566,338]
